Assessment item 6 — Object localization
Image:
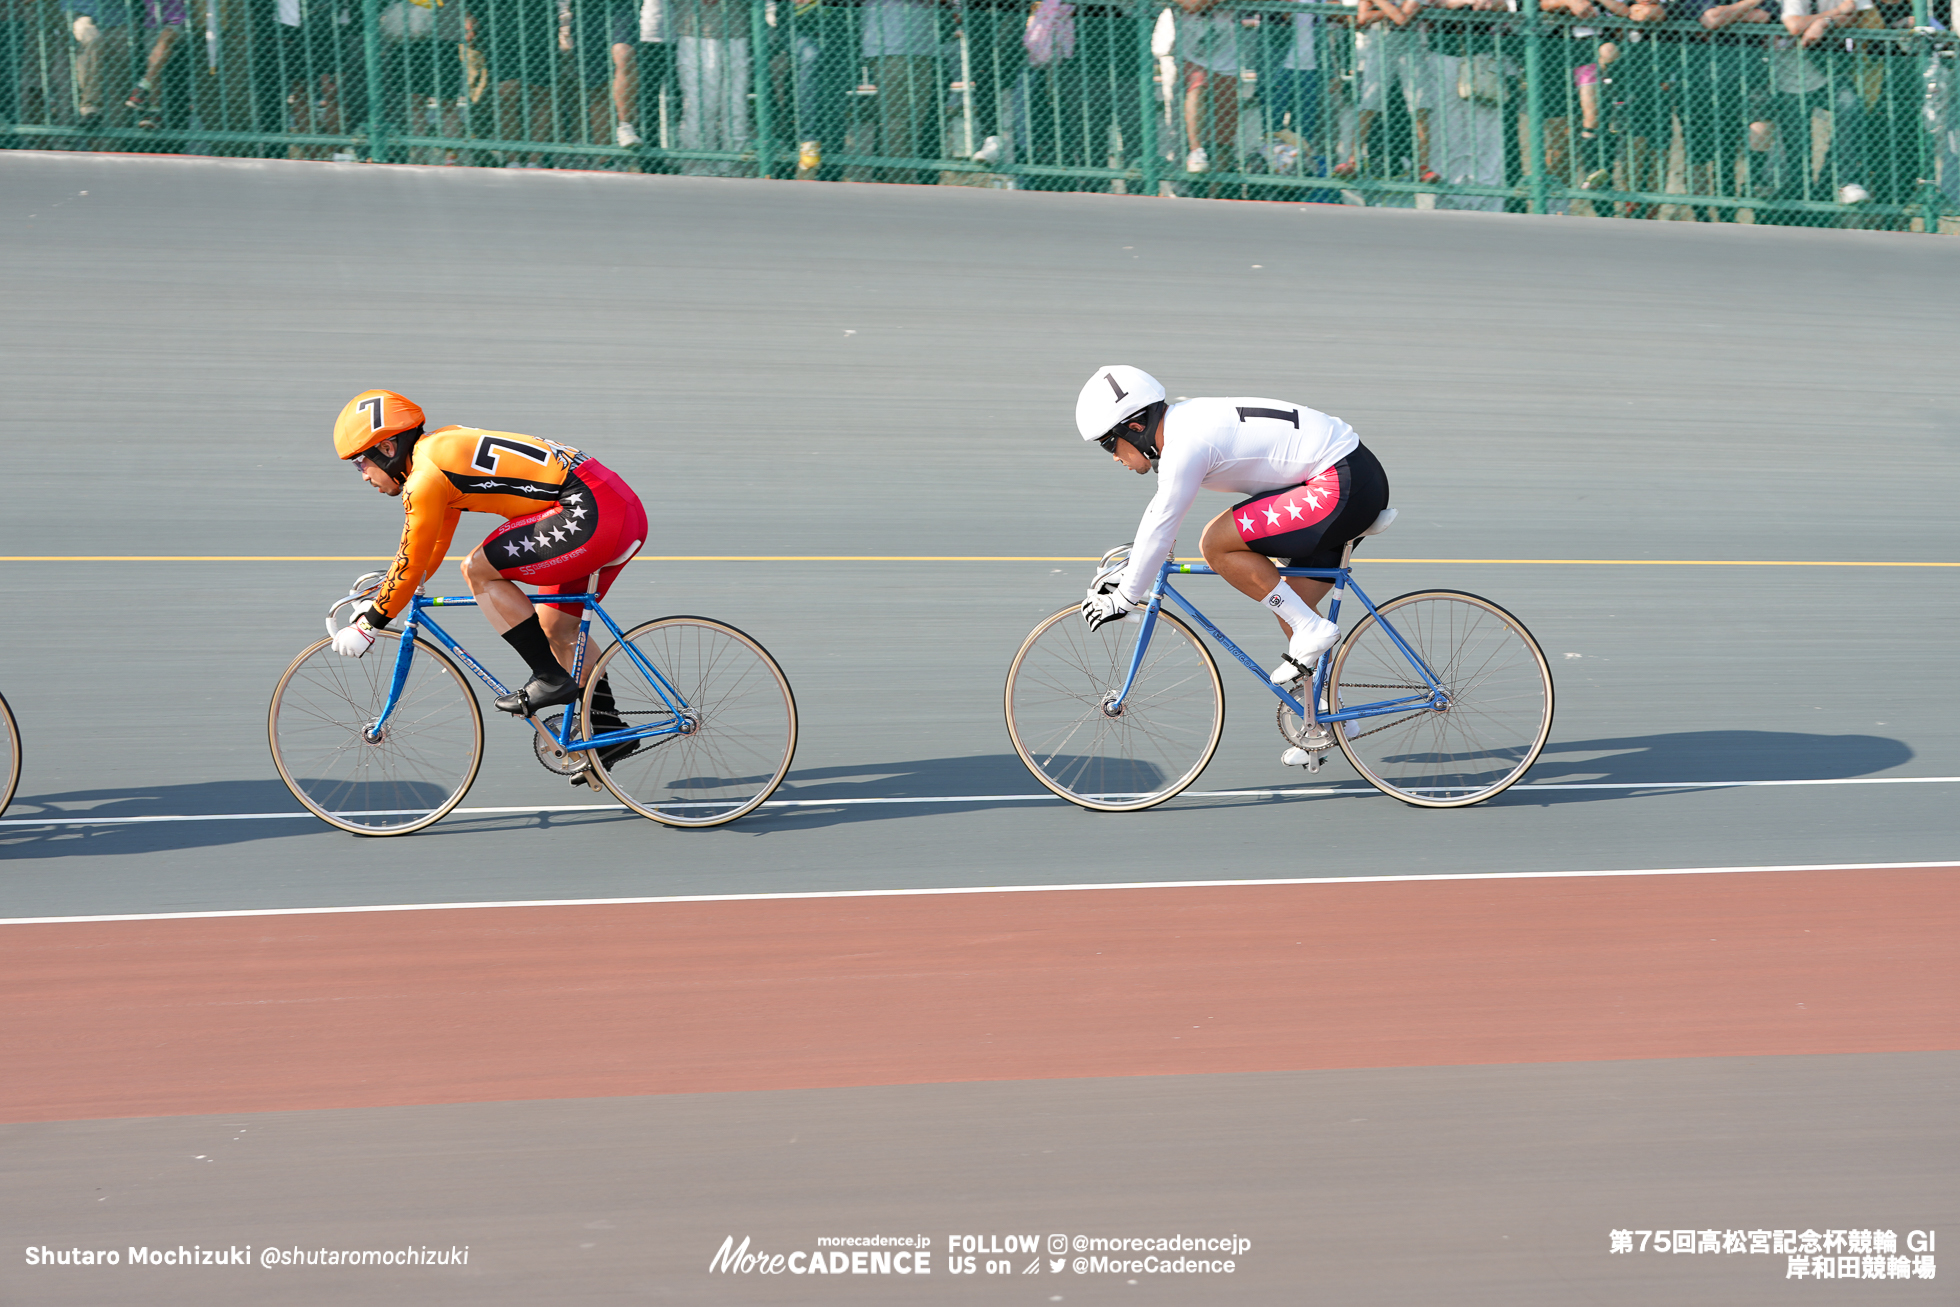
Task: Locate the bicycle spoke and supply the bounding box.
[1331,592,1553,806]
[588,618,796,827]
[269,634,483,835]
[1006,608,1224,811]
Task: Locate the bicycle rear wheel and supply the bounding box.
[0,693,18,819]
[585,617,797,827]
[268,633,485,836]
[1328,589,1553,807]
[1005,606,1224,812]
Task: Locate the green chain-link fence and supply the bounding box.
[4,0,1956,229]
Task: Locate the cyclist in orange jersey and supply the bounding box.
[328,390,648,752]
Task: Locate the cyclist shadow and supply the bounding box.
[0,779,341,860]
[1492,729,1915,805]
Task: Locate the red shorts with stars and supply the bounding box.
[480,458,647,614]
[1228,444,1389,569]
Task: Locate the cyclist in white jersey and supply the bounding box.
[1075,364,1391,685]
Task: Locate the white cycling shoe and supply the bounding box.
[1268,613,1340,684]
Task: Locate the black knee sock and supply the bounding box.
[500,615,565,680]
[588,675,624,731]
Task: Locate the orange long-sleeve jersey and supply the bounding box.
[373,426,590,622]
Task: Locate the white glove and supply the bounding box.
[331,605,383,657]
[1081,589,1140,632]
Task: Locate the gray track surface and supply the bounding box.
[4,1054,1954,1306]
[1,156,1955,1307]
[1,152,1956,916]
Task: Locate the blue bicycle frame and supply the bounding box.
[366,592,688,756]
[1110,562,1449,728]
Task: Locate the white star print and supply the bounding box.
[522,537,537,553]
[1263,506,1282,527]
[1284,500,1305,521]
[567,505,587,520]
[549,526,568,543]
[562,493,584,505]
[504,541,521,558]
[1238,513,1255,532]
[1302,489,1323,510]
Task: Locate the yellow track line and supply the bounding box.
[2,556,1956,567]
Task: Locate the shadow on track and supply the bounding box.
[0,779,650,861]
[1488,729,1917,806]
[0,732,1921,858]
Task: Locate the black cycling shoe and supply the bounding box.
[570,735,644,787]
[493,670,579,716]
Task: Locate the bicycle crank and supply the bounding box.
[1277,703,1336,772]
[531,711,590,777]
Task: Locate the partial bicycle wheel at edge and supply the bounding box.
[1005,606,1224,812]
[1328,589,1553,808]
[268,633,485,835]
[586,617,797,827]
[0,692,18,818]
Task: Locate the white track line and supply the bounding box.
[2,860,1953,926]
[3,775,1958,829]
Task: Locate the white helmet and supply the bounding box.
[1075,365,1166,443]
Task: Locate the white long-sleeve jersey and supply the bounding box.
[1115,396,1359,605]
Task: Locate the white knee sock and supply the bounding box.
[1261,581,1323,637]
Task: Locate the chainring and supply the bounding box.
[1276,702,1336,754]
[531,711,591,776]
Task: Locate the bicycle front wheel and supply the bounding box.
[1329,589,1553,808]
[0,692,18,819]
[586,617,797,827]
[268,633,485,836]
[1005,606,1224,812]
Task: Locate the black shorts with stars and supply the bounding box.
[481,472,601,575]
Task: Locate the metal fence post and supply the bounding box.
[1523,0,1548,215]
[360,0,386,161]
[752,0,775,178]
[1138,6,1159,197]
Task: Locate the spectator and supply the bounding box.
[63,0,133,128]
[277,0,365,159]
[123,0,186,129]
[1260,0,1325,183]
[763,0,828,177]
[1175,0,1241,174]
[1528,0,1610,190]
[639,0,675,161]
[1334,0,1433,184]
[456,0,559,166]
[1660,0,1774,218]
[675,0,751,174]
[850,0,942,183]
[567,0,646,147]
[379,0,459,161]
[1416,0,1506,209]
[1597,0,1670,213]
[1768,0,1873,206]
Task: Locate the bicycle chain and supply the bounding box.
[1286,682,1437,751]
[532,710,669,776]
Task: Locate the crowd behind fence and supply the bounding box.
[4,0,1958,228]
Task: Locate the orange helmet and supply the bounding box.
[333,389,426,460]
